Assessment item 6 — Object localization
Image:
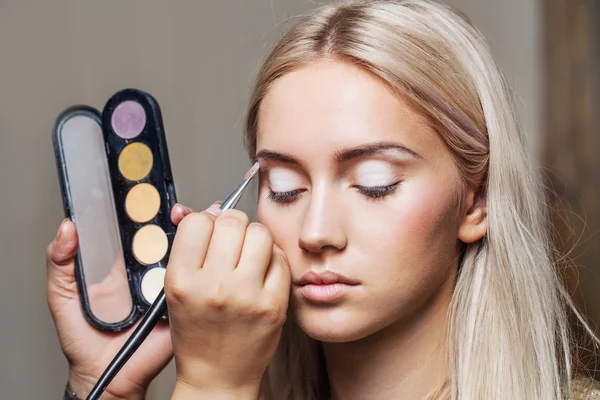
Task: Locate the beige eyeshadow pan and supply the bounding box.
[132,224,168,265]
[125,183,161,223]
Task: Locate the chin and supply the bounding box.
[292,303,382,343]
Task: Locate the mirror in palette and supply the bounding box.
[53,107,135,330]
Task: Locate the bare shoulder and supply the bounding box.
[572,376,600,400]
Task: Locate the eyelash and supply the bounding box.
[353,182,401,199]
[267,189,305,204]
[267,182,401,204]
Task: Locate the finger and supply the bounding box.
[235,222,274,286]
[263,244,292,300]
[166,209,219,286]
[46,219,80,311]
[171,204,194,225]
[171,201,222,225]
[202,209,249,274]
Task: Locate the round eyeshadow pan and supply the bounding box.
[111,100,146,139]
[140,267,166,304]
[132,224,168,265]
[125,183,161,223]
[118,142,153,181]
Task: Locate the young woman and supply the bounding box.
[46,1,600,399]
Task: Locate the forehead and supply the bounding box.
[256,60,441,159]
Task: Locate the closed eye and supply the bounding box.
[352,182,401,200]
[268,182,400,204]
[268,189,306,204]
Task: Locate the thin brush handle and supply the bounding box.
[86,177,254,400]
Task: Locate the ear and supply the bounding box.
[458,189,487,244]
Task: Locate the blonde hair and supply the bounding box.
[244,1,598,398]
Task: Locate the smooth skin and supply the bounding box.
[46,60,486,400]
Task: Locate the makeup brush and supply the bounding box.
[86,162,260,400]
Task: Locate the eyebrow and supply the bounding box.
[334,141,423,162]
[255,141,422,165]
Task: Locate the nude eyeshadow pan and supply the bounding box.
[125,183,161,223]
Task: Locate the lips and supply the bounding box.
[295,270,360,286]
[295,271,360,303]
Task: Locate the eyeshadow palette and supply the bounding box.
[53,89,177,332]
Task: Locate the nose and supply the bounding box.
[298,184,347,254]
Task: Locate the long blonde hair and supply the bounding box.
[244,1,597,398]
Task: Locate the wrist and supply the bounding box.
[68,371,145,400]
[172,379,259,400]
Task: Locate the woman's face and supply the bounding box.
[256,60,470,343]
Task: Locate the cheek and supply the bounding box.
[256,192,273,231]
[395,187,451,241]
[340,182,460,331]
[256,195,301,250]
[399,179,458,242]
[351,179,461,285]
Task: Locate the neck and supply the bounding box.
[322,276,454,400]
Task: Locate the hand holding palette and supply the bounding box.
[53,89,177,332]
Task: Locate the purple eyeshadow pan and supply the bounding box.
[111,100,146,139]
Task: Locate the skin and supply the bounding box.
[46,59,486,400]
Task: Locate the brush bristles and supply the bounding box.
[244,162,260,180]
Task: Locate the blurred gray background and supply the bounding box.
[1,0,597,398]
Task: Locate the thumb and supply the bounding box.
[46,219,80,312]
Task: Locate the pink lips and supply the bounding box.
[295,271,360,303]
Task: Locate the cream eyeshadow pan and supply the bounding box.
[140,267,166,304]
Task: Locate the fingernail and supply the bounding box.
[205,207,222,217]
[56,219,68,240]
[174,204,183,213]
